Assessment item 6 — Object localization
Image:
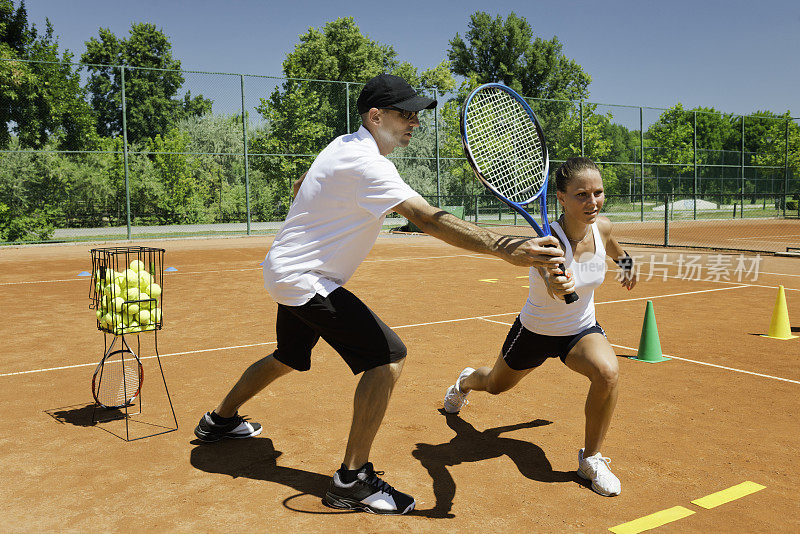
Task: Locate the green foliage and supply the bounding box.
[253,17,456,214]
[0,0,95,150]
[445,11,593,184]
[81,23,212,145]
[448,11,591,101]
[750,111,799,179]
[147,128,205,223]
[178,113,254,222]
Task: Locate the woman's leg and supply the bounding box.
[563,333,619,456]
[460,352,533,394]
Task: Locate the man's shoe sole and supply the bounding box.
[322,492,415,515]
[193,425,262,442]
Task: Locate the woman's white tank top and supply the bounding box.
[520,221,606,336]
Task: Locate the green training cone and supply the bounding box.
[636,300,670,362]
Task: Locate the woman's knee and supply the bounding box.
[485,376,514,395]
[591,358,619,390]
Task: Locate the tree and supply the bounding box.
[749,111,800,196]
[443,12,593,197]
[448,12,591,102]
[253,17,455,213]
[0,0,95,150]
[81,23,212,145]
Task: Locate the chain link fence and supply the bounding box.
[1,58,799,252]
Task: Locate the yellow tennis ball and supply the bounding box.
[137,308,151,325]
[130,259,146,272]
[124,269,138,285]
[103,312,113,325]
[125,287,140,301]
[125,303,140,316]
[103,283,121,298]
[112,297,125,313]
[137,271,152,288]
[96,268,115,282]
[95,309,103,320]
[149,283,162,298]
[151,307,162,323]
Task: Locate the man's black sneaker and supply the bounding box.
[193,411,262,442]
[322,462,415,515]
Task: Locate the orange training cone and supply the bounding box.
[761,285,797,340]
[636,300,670,362]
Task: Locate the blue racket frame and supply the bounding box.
[460,82,553,238]
[461,83,578,304]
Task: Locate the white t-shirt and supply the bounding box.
[520,221,607,336]
[263,126,421,306]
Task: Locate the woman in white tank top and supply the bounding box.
[443,158,638,497]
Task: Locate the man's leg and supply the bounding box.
[342,358,404,469]
[324,357,415,515]
[195,304,312,443]
[215,353,293,417]
[194,353,293,442]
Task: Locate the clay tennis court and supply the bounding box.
[1,232,798,532]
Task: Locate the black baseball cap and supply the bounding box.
[357,74,437,115]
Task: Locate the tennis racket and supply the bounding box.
[92,347,143,409]
[461,82,578,304]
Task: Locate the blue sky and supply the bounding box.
[22,0,800,117]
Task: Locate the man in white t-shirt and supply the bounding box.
[194,74,573,515]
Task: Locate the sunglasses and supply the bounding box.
[381,107,419,121]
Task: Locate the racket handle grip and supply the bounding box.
[557,261,579,304]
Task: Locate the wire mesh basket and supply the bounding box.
[89,247,165,335]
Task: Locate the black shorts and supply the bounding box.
[273,287,407,374]
[502,316,607,371]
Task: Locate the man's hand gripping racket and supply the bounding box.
[461,83,578,303]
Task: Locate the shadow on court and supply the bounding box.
[45,403,125,426]
[189,438,357,515]
[411,410,577,518]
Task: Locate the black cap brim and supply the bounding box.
[392,94,437,112]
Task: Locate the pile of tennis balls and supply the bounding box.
[93,259,162,335]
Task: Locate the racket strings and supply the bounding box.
[465,88,546,203]
[95,353,141,408]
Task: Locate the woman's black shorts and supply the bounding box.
[502,316,607,371]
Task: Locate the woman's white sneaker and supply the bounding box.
[577,448,621,496]
[443,367,475,413]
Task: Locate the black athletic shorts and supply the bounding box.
[502,316,607,371]
[273,286,407,374]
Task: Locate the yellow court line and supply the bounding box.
[609,506,695,534]
[691,481,766,509]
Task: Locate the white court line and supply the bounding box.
[473,319,800,386]
[468,253,800,291]
[363,254,478,263]
[0,341,277,378]
[0,254,478,286]
[610,343,800,385]
[0,284,778,381]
